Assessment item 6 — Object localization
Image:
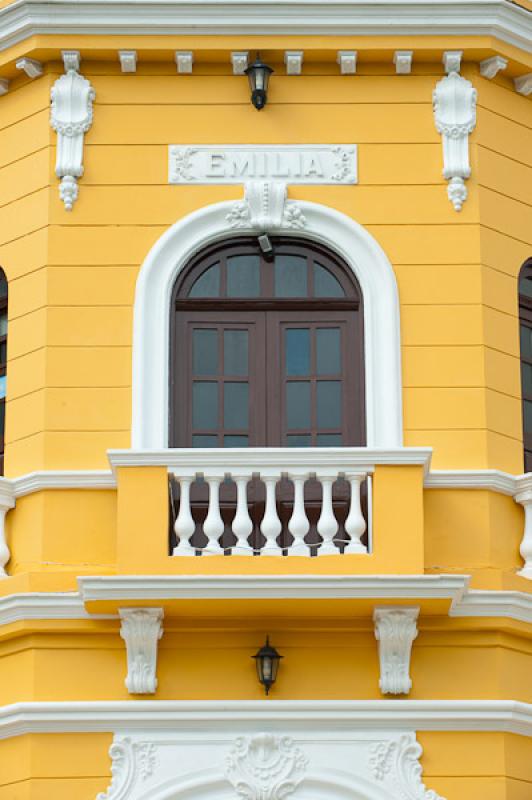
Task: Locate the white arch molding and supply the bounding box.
[132,199,403,449]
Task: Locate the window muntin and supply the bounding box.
[519,259,532,471]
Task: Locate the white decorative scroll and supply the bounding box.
[374,606,419,695]
[98,728,444,800]
[168,144,357,185]
[226,180,307,231]
[433,70,477,211]
[0,484,15,578]
[514,477,532,579]
[119,608,164,694]
[226,734,307,800]
[50,57,95,210]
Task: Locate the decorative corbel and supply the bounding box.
[433,69,477,211]
[337,51,357,75]
[394,51,413,75]
[16,58,43,79]
[0,483,15,578]
[515,74,532,97]
[479,56,508,79]
[514,476,532,579]
[374,606,419,695]
[226,180,307,231]
[0,80,8,96]
[119,608,164,694]
[50,51,95,211]
[231,52,249,75]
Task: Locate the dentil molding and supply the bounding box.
[50,50,95,210]
[374,606,419,695]
[433,69,477,211]
[119,608,164,695]
[97,729,443,800]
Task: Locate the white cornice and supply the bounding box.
[0,699,530,739]
[11,470,115,498]
[78,573,470,602]
[451,589,532,623]
[0,1,530,54]
[424,469,517,495]
[0,592,115,625]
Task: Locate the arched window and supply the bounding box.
[519,258,532,471]
[169,237,365,448]
[0,270,7,474]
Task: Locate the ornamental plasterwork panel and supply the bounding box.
[226,181,307,232]
[97,729,444,800]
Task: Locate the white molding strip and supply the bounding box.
[11,470,115,498]
[450,589,532,624]
[78,574,470,602]
[0,592,115,625]
[0,0,530,53]
[107,447,432,473]
[424,469,517,495]
[0,699,530,739]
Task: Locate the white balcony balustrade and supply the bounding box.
[169,449,371,557]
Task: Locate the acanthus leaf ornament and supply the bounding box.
[374,606,419,695]
[96,737,136,800]
[433,70,477,211]
[393,734,445,800]
[225,733,308,800]
[50,61,95,210]
[119,607,164,694]
[226,181,307,231]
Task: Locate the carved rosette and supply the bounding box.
[119,608,164,694]
[225,733,308,800]
[226,181,307,231]
[374,606,419,695]
[50,67,95,210]
[433,70,477,211]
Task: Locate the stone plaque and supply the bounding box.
[168,144,357,185]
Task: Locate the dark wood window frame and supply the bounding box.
[519,257,532,472]
[170,236,366,449]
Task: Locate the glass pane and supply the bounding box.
[522,363,532,396]
[227,255,260,297]
[224,382,249,429]
[0,313,7,337]
[0,342,6,364]
[0,274,7,299]
[224,435,249,447]
[275,255,307,297]
[317,433,342,447]
[286,382,311,429]
[192,434,218,447]
[285,329,310,376]
[520,276,532,299]
[316,328,341,375]
[287,434,311,447]
[189,263,220,297]
[317,381,342,428]
[224,330,248,376]
[314,263,345,297]
[525,400,532,433]
[0,376,6,400]
[192,382,218,429]
[193,329,218,376]
[521,325,532,360]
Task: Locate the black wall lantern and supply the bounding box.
[253,636,282,694]
[245,55,274,110]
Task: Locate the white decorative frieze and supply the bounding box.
[168,144,357,185]
[98,729,443,800]
[119,608,164,694]
[374,606,419,695]
[337,50,357,74]
[284,51,303,75]
[0,79,9,96]
[231,51,249,75]
[0,484,15,578]
[50,55,95,211]
[515,74,532,96]
[442,50,462,74]
[479,55,508,79]
[433,70,477,211]
[226,181,306,232]
[226,734,308,800]
[119,50,137,73]
[394,51,413,74]
[16,57,43,78]
[175,51,193,73]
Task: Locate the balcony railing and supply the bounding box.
[168,449,372,557]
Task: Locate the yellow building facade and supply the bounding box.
[0,1,531,797]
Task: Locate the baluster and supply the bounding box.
[317,475,338,555]
[172,476,197,556]
[231,475,253,552]
[203,476,224,553]
[288,473,310,555]
[260,475,282,554]
[344,473,367,553]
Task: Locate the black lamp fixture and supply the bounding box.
[253,636,282,695]
[245,54,274,110]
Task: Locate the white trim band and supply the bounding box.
[0,699,530,739]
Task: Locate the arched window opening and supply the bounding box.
[170,236,365,449]
[519,258,532,471]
